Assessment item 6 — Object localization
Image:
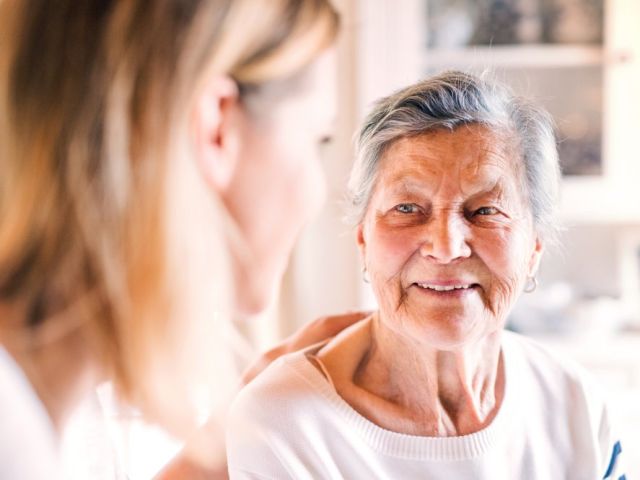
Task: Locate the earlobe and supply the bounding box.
[192,74,241,193]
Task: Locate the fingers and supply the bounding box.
[292,310,372,346]
[240,348,280,385]
[154,456,228,480]
[321,310,373,334]
[240,310,373,386]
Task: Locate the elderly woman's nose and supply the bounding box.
[418,214,471,263]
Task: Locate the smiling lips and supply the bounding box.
[413,282,478,293]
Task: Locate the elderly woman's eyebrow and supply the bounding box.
[463,179,507,199]
[381,174,508,197]
[382,179,431,198]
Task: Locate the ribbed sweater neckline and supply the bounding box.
[286,333,520,462]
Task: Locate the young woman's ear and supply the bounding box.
[192,74,241,193]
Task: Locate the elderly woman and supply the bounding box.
[226,72,624,479]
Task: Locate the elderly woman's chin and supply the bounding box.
[387,302,498,351]
[370,276,496,349]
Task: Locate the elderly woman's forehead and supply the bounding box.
[381,127,518,174]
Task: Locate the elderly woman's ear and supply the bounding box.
[192,74,242,194]
[356,223,367,264]
[527,236,544,278]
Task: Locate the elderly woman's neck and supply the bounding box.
[354,315,505,436]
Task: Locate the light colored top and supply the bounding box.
[0,345,62,479]
[227,330,625,479]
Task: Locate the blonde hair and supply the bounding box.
[0,0,338,436]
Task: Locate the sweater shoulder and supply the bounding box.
[227,350,335,449]
[504,330,597,385]
[226,352,330,477]
[230,351,322,418]
[503,330,608,418]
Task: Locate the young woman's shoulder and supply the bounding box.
[0,346,62,479]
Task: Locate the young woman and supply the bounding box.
[0,1,353,477]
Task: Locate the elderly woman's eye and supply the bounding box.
[395,203,419,214]
[474,206,499,216]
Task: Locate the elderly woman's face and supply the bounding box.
[358,125,543,349]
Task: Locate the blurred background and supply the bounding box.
[61,0,640,477]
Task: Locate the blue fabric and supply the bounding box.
[603,440,622,479]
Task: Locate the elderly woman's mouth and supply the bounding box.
[412,282,480,296]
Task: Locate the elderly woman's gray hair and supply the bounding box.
[347,70,561,243]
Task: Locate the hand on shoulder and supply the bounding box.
[241,311,371,384]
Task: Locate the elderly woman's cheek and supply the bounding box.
[364,224,421,313]
[367,223,422,275]
[483,272,522,323]
[478,227,531,319]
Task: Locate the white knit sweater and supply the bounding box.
[227,331,625,480]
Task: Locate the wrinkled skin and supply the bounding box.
[358,125,543,351]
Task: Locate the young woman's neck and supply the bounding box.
[0,304,99,433]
